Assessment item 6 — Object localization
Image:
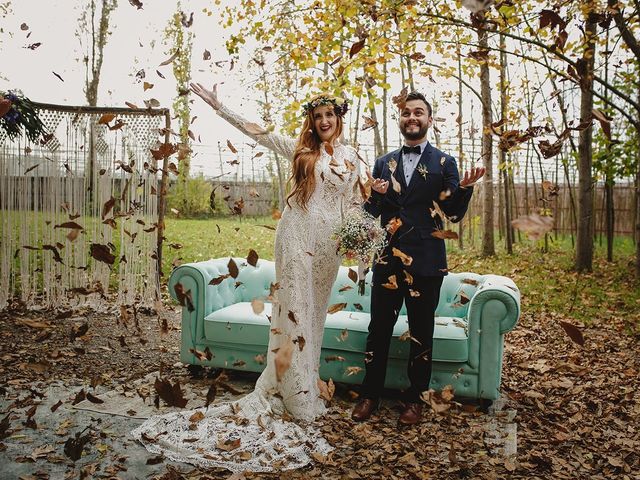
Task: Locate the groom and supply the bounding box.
[353,91,484,425]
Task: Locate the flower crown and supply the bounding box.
[302,95,349,117]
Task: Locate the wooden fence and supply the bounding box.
[468,182,637,236]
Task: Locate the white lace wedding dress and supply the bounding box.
[131,105,364,473]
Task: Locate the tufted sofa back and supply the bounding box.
[172,258,501,320]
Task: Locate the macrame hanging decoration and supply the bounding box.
[0,104,167,311]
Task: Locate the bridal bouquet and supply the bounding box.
[334,210,387,293]
[0,90,46,142]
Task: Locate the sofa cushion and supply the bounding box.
[203,302,468,363]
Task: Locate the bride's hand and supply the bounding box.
[190,82,222,110]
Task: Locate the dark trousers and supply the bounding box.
[361,260,444,402]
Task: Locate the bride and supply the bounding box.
[132,85,371,472]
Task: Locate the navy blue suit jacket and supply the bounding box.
[365,142,473,277]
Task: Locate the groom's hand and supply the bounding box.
[367,171,389,194]
[460,166,486,189]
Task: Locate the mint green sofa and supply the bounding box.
[169,258,520,401]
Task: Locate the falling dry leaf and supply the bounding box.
[317,378,335,401]
[511,214,554,240]
[559,321,585,346]
[274,339,294,381]
[392,247,413,266]
[382,275,398,290]
[328,303,347,314]
[251,298,265,315]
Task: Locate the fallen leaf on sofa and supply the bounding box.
[190,348,210,361]
[458,291,470,305]
[247,249,259,267]
[559,321,584,346]
[339,284,353,292]
[254,354,265,364]
[328,303,347,314]
[288,310,298,324]
[403,270,414,285]
[382,275,398,289]
[209,274,230,285]
[154,378,188,408]
[345,366,362,376]
[324,355,346,363]
[431,229,459,240]
[317,378,335,401]
[462,278,479,286]
[338,329,349,342]
[275,340,294,381]
[353,303,364,310]
[294,335,306,351]
[409,289,421,297]
[227,258,239,278]
[348,268,358,283]
[392,248,413,266]
[251,299,265,315]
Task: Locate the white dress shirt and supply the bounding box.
[402,139,429,184]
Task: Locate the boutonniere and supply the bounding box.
[417,163,429,180]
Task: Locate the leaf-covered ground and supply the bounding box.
[1,219,639,478]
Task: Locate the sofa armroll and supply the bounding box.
[465,276,521,399]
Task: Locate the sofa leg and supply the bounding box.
[479,398,493,413]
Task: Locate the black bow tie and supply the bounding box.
[402,145,421,155]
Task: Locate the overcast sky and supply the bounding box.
[0,0,580,181]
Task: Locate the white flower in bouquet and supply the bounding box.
[333,210,387,264]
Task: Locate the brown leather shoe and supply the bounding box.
[351,398,378,422]
[398,402,423,425]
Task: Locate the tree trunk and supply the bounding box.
[636,127,640,276]
[605,178,614,261]
[477,12,495,257]
[457,45,464,250]
[365,78,383,158]
[499,34,513,253]
[576,14,597,272]
[382,59,388,152]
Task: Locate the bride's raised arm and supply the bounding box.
[190,82,297,160]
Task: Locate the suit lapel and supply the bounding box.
[383,148,403,186]
[404,142,432,198]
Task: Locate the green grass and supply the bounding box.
[164,216,640,327]
[4,209,639,328]
[162,215,279,272]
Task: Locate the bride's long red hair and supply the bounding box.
[286,96,344,210]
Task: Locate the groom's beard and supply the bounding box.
[400,124,429,141]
